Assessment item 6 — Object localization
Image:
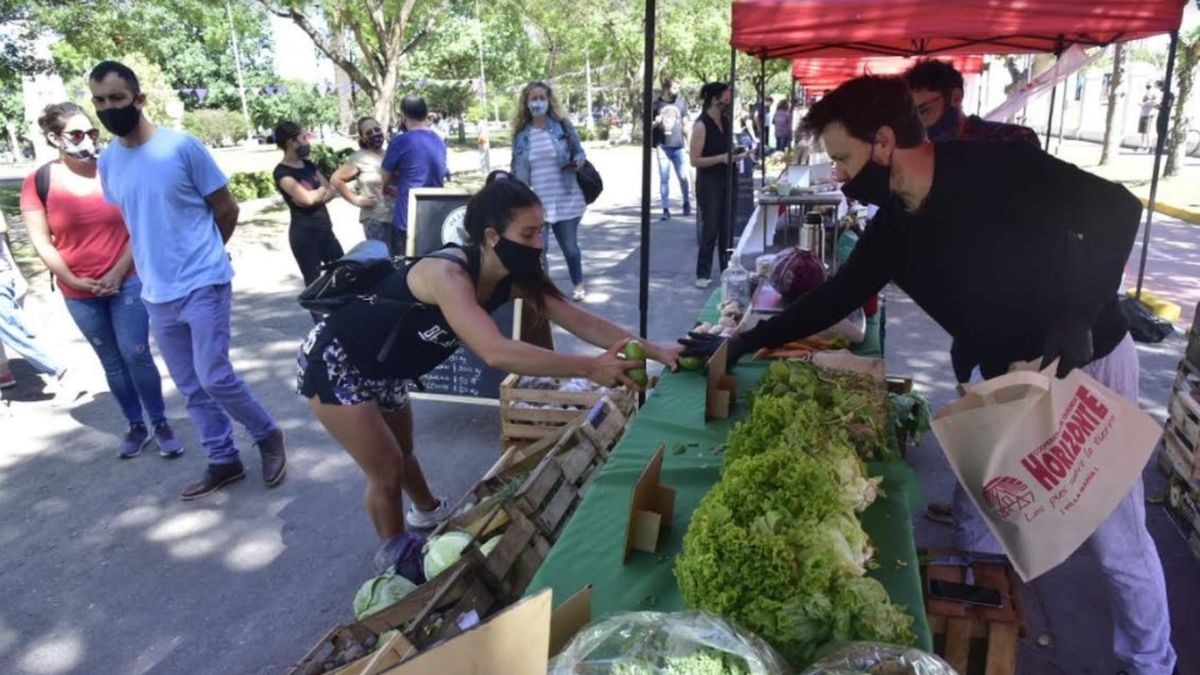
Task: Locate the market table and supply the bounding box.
[527,293,932,653]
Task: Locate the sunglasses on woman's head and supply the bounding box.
[61,129,100,143]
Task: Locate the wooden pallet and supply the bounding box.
[922,550,1024,675]
[499,374,636,447]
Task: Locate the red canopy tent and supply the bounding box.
[791,55,985,91]
[733,0,1186,59]
[729,0,1188,297]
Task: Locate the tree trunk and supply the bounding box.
[1100,44,1126,166]
[332,33,355,134]
[4,122,19,160]
[373,64,401,132]
[456,115,466,144]
[1165,40,1200,178]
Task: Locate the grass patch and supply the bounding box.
[0,186,19,218]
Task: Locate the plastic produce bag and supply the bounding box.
[549,610,791,674]
[800,642,957,675]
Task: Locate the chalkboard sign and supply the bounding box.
[405,188,514,405]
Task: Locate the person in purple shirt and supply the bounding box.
[380,96,449,255]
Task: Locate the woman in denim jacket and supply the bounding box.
[510,81,589,301]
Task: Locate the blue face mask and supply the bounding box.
[528,100,549,117]
[927,104,961,142]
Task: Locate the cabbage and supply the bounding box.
[353,570,418,620]
[770,247,826,300]
[423,531,501,581]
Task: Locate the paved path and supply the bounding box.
[0,144,1196,674]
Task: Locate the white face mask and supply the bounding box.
[528,100,549,117]
[60,136,97,160]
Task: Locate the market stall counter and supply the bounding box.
[527,291,932,652]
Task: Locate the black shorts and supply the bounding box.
[296,323,410,411]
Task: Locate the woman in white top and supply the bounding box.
[510,81,589,302]
[332,117,397,245]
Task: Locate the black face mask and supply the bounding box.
[493,236,543,282]
[840,144,892,206]
[97,103,141,138]
[296,144,312,159]
[364,133,384,150]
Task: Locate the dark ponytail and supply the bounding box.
[465,170,564,311]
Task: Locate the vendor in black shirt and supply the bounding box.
[273,121,344,321]
[297,171,681,581]
[694,76,1139,379]
[682,76,1175,675]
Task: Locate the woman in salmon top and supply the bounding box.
[21,102,182,459]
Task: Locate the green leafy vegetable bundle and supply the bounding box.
[675,361,914,668]
[749,362,895,462]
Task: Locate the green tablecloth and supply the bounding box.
[527,293,932,652]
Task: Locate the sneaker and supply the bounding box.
[180,461,246,501]
[154,423,183,458]
[373,531,427,582]
[682,202,691,217]
[661,209,671,221]
[924,502,953,525]
[572,286,587,302]
[405,497,453,530]
[694,278,710,289]
[255,428,287,487]
[118,424,151,459]
[0,373,15,390]
[51,369,88,406]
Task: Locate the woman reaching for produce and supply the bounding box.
[296,170,680,580]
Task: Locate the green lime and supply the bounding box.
[622,339,647,360]
[679,355,705,371]
[626,368,648,387]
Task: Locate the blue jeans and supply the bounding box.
[543,217,584,286]
[0,272,61,376]
[656,146,690,211]
[144,283,276,464]
[64,275,166,427]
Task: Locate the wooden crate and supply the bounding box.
[291,503,551,675]
[921,550,1024,675]
[499,374,636,447]
[437,398,629,541]
[1164,359,1200,487]
[291,401,628,675]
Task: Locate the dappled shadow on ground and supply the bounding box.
[0,283,506,675]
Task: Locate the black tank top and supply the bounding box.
[318,245,513,379]
[697,111,730,180]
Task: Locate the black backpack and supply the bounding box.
[297,241,469,367]
[297,239,403,315]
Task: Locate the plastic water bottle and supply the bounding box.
[721,249,751,308]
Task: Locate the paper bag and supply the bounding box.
[931,366,1161,580]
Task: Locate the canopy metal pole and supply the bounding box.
[1135,30,1179,300]
[638,0,657,339]
[760,57,767,188]
[726,47,737,259]
[1043,82,1057,152]
[1055,75,1068,154]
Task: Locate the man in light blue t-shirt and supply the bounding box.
[91,60,286,501]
